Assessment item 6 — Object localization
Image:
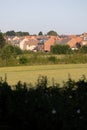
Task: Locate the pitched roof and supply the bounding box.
[44,36,56,51]
[67,37,82,48]
[25,39,38,45]
[56,37,71,45]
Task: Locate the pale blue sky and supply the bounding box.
[0,0,87,35]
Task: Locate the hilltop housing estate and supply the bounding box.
[6,33,87,52]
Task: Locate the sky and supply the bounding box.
[0,0,87,35]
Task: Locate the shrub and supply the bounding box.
[0,76,87,129]
[19,56,28,64]
[48,56,57,63]
[80,45,87,53]
[51,44,72,54]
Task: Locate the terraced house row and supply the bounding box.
[7,33,87,52]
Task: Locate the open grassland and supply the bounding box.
[0,64,87,86]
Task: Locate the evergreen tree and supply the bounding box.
[38,31,43,36]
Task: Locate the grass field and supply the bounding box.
[0,64,87,86]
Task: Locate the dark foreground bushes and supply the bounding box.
[0,76,87,130]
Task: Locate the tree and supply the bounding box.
[5,31,30,36]
[0,32,6,48]
[80,45,87,53]
[16,31,29,36]
[47,30,58,36]
[38,31,43,36]
[0,45,22,65]
[6,30,16,36]
[1,45,22,55]
[0,45,11,65]
[51,44,72,54]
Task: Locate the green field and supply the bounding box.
[0,64,87,86]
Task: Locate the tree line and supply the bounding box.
[5,30,30,36]
[51,44,87,54]
[3,30,58,36]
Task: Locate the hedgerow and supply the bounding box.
[0,75,87,129]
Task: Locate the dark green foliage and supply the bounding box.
[80,45,87,53]
[0,45,22,66]
[51,44,72,54]
[0,32,6,48]
[1,45,22,56]
[6,30,16,36]
[0,76,87,129]
[5,30,29,36]
[47,30,58,36]
[19,56,28,64]
[16,31,29,36]
[12,45,22,55]
[38,31,43,35]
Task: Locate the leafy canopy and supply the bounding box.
[47,30,58,36]
[51,44,72,54]
[0,32,6,48]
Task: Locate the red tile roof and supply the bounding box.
[44,36,57,51]
[67,37,82,48]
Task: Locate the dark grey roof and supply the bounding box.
[56,37,71,45]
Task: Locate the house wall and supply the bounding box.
[19,38,28,50]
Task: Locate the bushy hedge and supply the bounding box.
[0,75,87,129]
[51,44,72,54]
